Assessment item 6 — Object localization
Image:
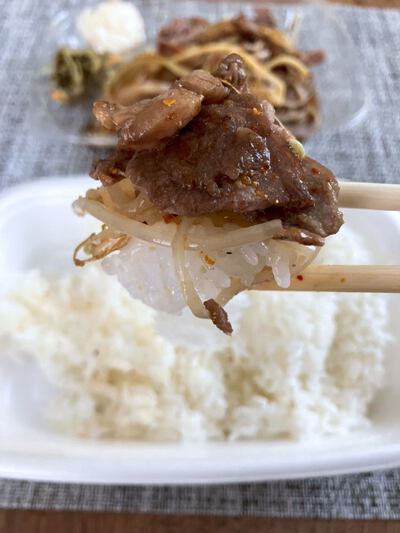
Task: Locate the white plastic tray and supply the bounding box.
[0,177,399,484]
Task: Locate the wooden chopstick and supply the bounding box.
[338,181,400,210]
[251,182,400,294]
[253,265,400,293]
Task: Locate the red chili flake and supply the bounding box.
[162,98,176,107]
[311,167,319,175]
[297,275,304,281]
[204,254,216,266]
[163,214,176,224]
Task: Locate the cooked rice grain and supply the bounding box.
[0,226,389,441]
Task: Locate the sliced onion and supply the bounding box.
[214,277,247,307]
[193,219,283,250]
[265,54,309,77]
[171,218,209,319]
[73,197,176,245]
[75,197,284,251]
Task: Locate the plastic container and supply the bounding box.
[30,0,367,146]
[0,177,399,484]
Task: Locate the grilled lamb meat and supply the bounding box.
[204,299,233,335]
[91,54,343,245]
[158,17,210,55]
[157,10,287,57]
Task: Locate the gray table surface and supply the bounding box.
[1,0,400,519]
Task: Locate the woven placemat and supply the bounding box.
[0,0,399,518]
[0,471,399,518]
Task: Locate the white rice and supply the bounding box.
[0,226,389,441]
[103,229,316,314]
